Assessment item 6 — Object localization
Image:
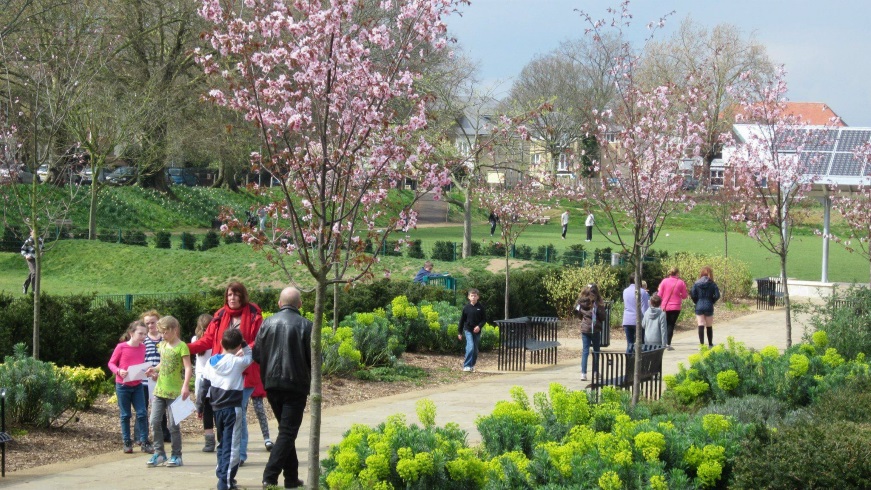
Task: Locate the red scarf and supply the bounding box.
[220,304,253,339]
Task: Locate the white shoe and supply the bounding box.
[667,345,675,351]
[463,367,471,372]
[580,374,588,381]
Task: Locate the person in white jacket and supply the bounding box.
[642,294,668,348]
[585,212,594,242]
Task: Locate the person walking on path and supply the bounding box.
[20,234,43,294]
[657,267,688,350]
[199,328,253,490]
[488,211,499,237]
[560,210,569,239]
[253,287,312,490]
[188,282,264,466]
[691,266,721,347]
[642,294,668,348]
[145,316,192,468]
[585,212,594,242]
[457,288,486,372]
[622,273,650,354]
[574,284,605,381]
[108,321,153,455]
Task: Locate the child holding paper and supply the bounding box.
[145,316,192,468]
[108,321,153,454]
[199,328,253,490]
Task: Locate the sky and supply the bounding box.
[447,0,871,127]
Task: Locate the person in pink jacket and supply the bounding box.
[657,267,688,350]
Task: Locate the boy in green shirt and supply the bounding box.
[145,316,192,467]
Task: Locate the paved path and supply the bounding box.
[3,308,805,489]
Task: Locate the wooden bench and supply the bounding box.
[588,345,666,401]
[495,317,561,371]
[532,216,550,225]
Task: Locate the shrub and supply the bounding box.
[661,252,753,301]
[58,365,108,410]
[179,231,197,250]
[485,241,506,257]
[515,244,533,260]
[801,286,871,360]
[562,244,586,267]
[121,229,147,246]
[407,239,425,259]
[477,387,542,458]
[542,264,621,318]
[533,244,558,262]
[469,241,481,256]
[431,240,455,261]
[223,232,243,244]
[200,230,220,251]
[0,344,77,427]
[98,228,120,243]
[343,312,403,367]
[154,230,172,249]
[321,327,362,376]
[732,420,871,489]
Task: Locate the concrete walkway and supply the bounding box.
[3,308,804,489]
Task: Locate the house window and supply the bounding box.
[710,169,724,187]
[531,153,542,166]
[456,140,470,157]
[558,153,568,171]
[604,132,617,143]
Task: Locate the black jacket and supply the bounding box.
[690,277,721,315]
[253,306,312,394]
[459,302,486,332]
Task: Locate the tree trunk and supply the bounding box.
[781,254,792,349]
[504,250,510,319]
[462,187,472,259]
[212,159,240,191]
[631,247,643,407]
[307,279,326,488]
[88,160,101,240]
[332,281,339,332]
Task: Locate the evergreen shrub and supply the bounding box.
[431,240,455,261]
[407,239,425,259]
[121,230,147,246]
[179,232,197,250]
[0,344,77,426]
[200,230,220,251]
[154,230,171,249]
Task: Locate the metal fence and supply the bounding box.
[755,277,784,310]
[92,291,209,311]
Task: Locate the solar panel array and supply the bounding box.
[789,127,871,182]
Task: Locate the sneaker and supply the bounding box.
[123,443,133,454]
[165,455,183,467]
[146,453,167,467]
[265,439,274,451]
[470,367,475,372]
[141,442,154,454]
[463,367,471,372]
[666,345,675,351]
[580,374,588,381]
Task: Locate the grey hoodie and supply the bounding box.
[642,307,668,346]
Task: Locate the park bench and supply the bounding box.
[587,345,666,401]
[1,387,10,477]
[755,277,784,310]
[532,216,550,225]
[421,275,456,292]
[494,316,561,371]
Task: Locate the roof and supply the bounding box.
[734,102,847,127]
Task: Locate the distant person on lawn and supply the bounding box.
[561,210,569,239]
[413,261,447,283]
[585,211,594,241]
[488,211,499,236]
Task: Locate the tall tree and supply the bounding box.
[198,0,461,486]
[576,2,701,406]
[726,67,829,348]
[640,17,773,187]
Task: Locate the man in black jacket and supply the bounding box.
[253,287,312,489]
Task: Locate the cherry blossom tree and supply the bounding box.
[725,67,831,348]
[828,143,871,286]
[477,179,548,319]
[196,0,462,485]
[576,1,701,406]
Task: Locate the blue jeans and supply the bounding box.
[116,383,148,445]
[239,386,254,461]
[463,330,481,369]
[624,325,636,354]
[581,332,601,375]
[215,406,244,490]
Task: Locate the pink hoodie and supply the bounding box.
[657,276,688,312]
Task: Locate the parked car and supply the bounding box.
[0,164,39,184]
[167,168,198,186]
[105,166,137,186]
[37,164,50,182]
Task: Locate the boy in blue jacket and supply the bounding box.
[198,328,253,490]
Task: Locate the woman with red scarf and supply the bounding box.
[188,282,264,465]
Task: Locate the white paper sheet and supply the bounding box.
[169,394,196,424]
[123,362,152,382]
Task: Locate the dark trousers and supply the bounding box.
[586,226,593,241]
[23,258,35,292]
[215,406,243,490]
[561,224,568,238]
[665,310,680,345]
[263,390,308,488]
